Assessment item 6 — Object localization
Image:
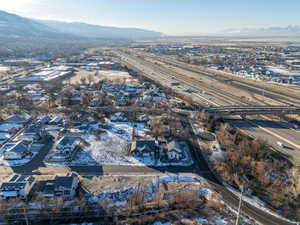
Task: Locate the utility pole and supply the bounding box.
[235,186,244,225]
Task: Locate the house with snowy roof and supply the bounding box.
[0,175,35,199]
[37,173,78,198]
[129,140,158,158]
[3,140,32,160]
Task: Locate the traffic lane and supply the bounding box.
[208,181,295,225]
[226,118,300,160]
[215,183,294,225]
[239,117,300,150]
[124,55,228,106]
[253,119,300,145]
[121,52,295,225]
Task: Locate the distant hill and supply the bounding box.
[0,10,74,40]
[38,20,162,39]
[0,10,162,41]
[221,26,300,36]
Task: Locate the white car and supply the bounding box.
[277,142,285,148]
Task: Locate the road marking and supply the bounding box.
[248,120,300,150]
[120,52,300,151]
[260,115,300,134]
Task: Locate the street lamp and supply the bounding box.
[235,185,244,225]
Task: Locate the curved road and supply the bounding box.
[10,130,295,225]
[116,51,296,225]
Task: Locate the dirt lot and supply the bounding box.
[80,175,155,195]
[0,166,14,176]
[66,69,132,85]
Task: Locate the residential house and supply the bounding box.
[0,132,11,145]
[80,63,101,71]
[3,140,32,160]
[130,140,158,157]
[37,115,52,124]
[137,114,150,122]
[38,173,78,198]
[0,123,23,133]
[0,175,35,199]
[98,61,119,70]
[4,115,32,124]
[49,116,64,126]
[142,89,166,102]
[115,94,129,106]
[110,112,128,122]
[166,141,186,161]
[18,124,47,141]
[48,136,80,162]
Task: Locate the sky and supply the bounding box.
[1,0,300,35]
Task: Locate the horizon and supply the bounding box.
[1,0,300,35]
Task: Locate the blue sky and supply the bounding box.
[1,0,300,35]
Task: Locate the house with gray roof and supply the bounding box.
[4,115,32,124]
[166,141,187,161]
[47,136,80,162]
[18,124,47,141]
[130,140,158,157]
[3,140,32,160]
[38,173,78,198]
[0,174,35,199]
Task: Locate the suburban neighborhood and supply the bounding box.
[1,2,300,224]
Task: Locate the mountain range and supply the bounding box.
[0,10,162,41]
[1,9,300,42]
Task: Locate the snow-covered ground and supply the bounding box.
[157,141,193,167]
[225,183,297,224]
[0,151,39,166]
[86,175,212,209]
[81,121,154,166]
[159,176,201,184]
[0,143,44,166]
[0,123,22,132]
[80,121,192,166]
[152,222,171,225]
[152,214,250,225]
[48,120,193,167]
[203,133,296,224]
[88,177,159,207]
[209,141,225,161]
[45,121,151,166]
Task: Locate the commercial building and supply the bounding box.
[15,66,74,83]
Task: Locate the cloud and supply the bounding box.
[0,0,47,15]
[0,0,70,21]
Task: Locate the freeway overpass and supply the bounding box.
[202,105,300,117]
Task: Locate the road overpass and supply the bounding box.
[202,105,300,117]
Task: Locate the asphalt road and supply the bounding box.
[226,117,300,161]
[4,51,297,225]
[117,51,297,225]
[8,121,296,225]
[189,121,295,225]
[119,51,300,157]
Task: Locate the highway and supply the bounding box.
[116,50,300,159]
[7,121,295,225]
[142,52,300,107]
[115,50,298,225]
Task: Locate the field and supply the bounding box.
[66,69,131,85]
